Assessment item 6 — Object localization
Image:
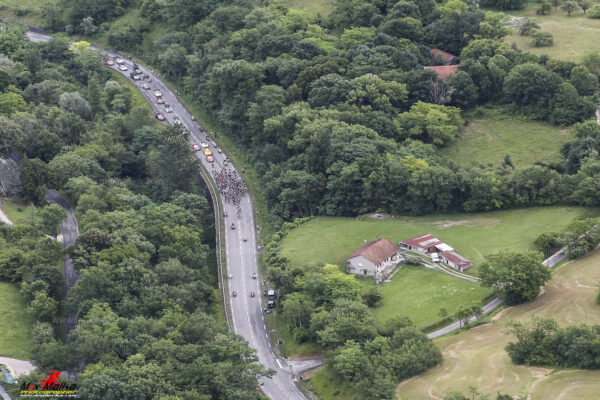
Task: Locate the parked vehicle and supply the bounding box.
[267,300,275,308]
[267,289,276,300]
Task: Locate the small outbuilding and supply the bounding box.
[399,234,443,254]
[439,251,473,272]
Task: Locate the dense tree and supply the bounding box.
[480,251,551,305]
[396,101,462,146]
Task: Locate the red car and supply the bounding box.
[155,112,165,121]
[191,143,201,151]
[206,155,214,163]
[105,59,115,66]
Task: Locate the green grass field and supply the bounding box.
[442,115,572,168]
[363,266,491,328]
[309,367,366,400]
[0,200,36,225]
[0,0,45,25]
[280,207,598,270]
[0,282,32,359]
[397,248,600,399]
[281,0,335,16]
[501,6,600,61]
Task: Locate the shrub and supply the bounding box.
[531,31,553,47]
[588,4,600,17]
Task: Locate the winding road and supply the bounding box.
[25,30,308,399]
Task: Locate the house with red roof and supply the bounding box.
[424,65,459,80]
[346,238,401,281]
[430,48,457,65]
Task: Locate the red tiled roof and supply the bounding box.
[424,65,459,80]
[401,234,442,249]
[430,48,456,64]
[440,251,473,269]
[347,238,399,265]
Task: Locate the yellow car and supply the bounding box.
[203,148,212,156]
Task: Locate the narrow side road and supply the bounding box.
[46,189,80,334]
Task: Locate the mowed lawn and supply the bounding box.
[279,207,598,270]
[503,8,600,61]
[363,266,490,328]
[441,116,572,168]
[397,248,600,399]
[0,282,32,359]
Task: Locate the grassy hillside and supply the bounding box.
[0,282,32,359]
[280,207,598,271]
[442,115,572,168]
[397,248,600,399]
[502,6,600,61]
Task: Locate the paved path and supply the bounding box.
[45,190,80,335]
[0,357,35,378]
[0,206,12,226]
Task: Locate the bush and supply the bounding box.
[404,255,422,265]
[588,4,600,17]
[532,31,553,47]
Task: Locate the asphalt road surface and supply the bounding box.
[46,189,80,335]
[25,31,308,399]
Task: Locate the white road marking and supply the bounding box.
[276,359,284,369]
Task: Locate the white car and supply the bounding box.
[118,65,128,71]
[154,90,162,97]
[141,82,150,90]
[132,74,141,80]
[200,142,209,148]
[115,58,125,64]
[164,104,173,113]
